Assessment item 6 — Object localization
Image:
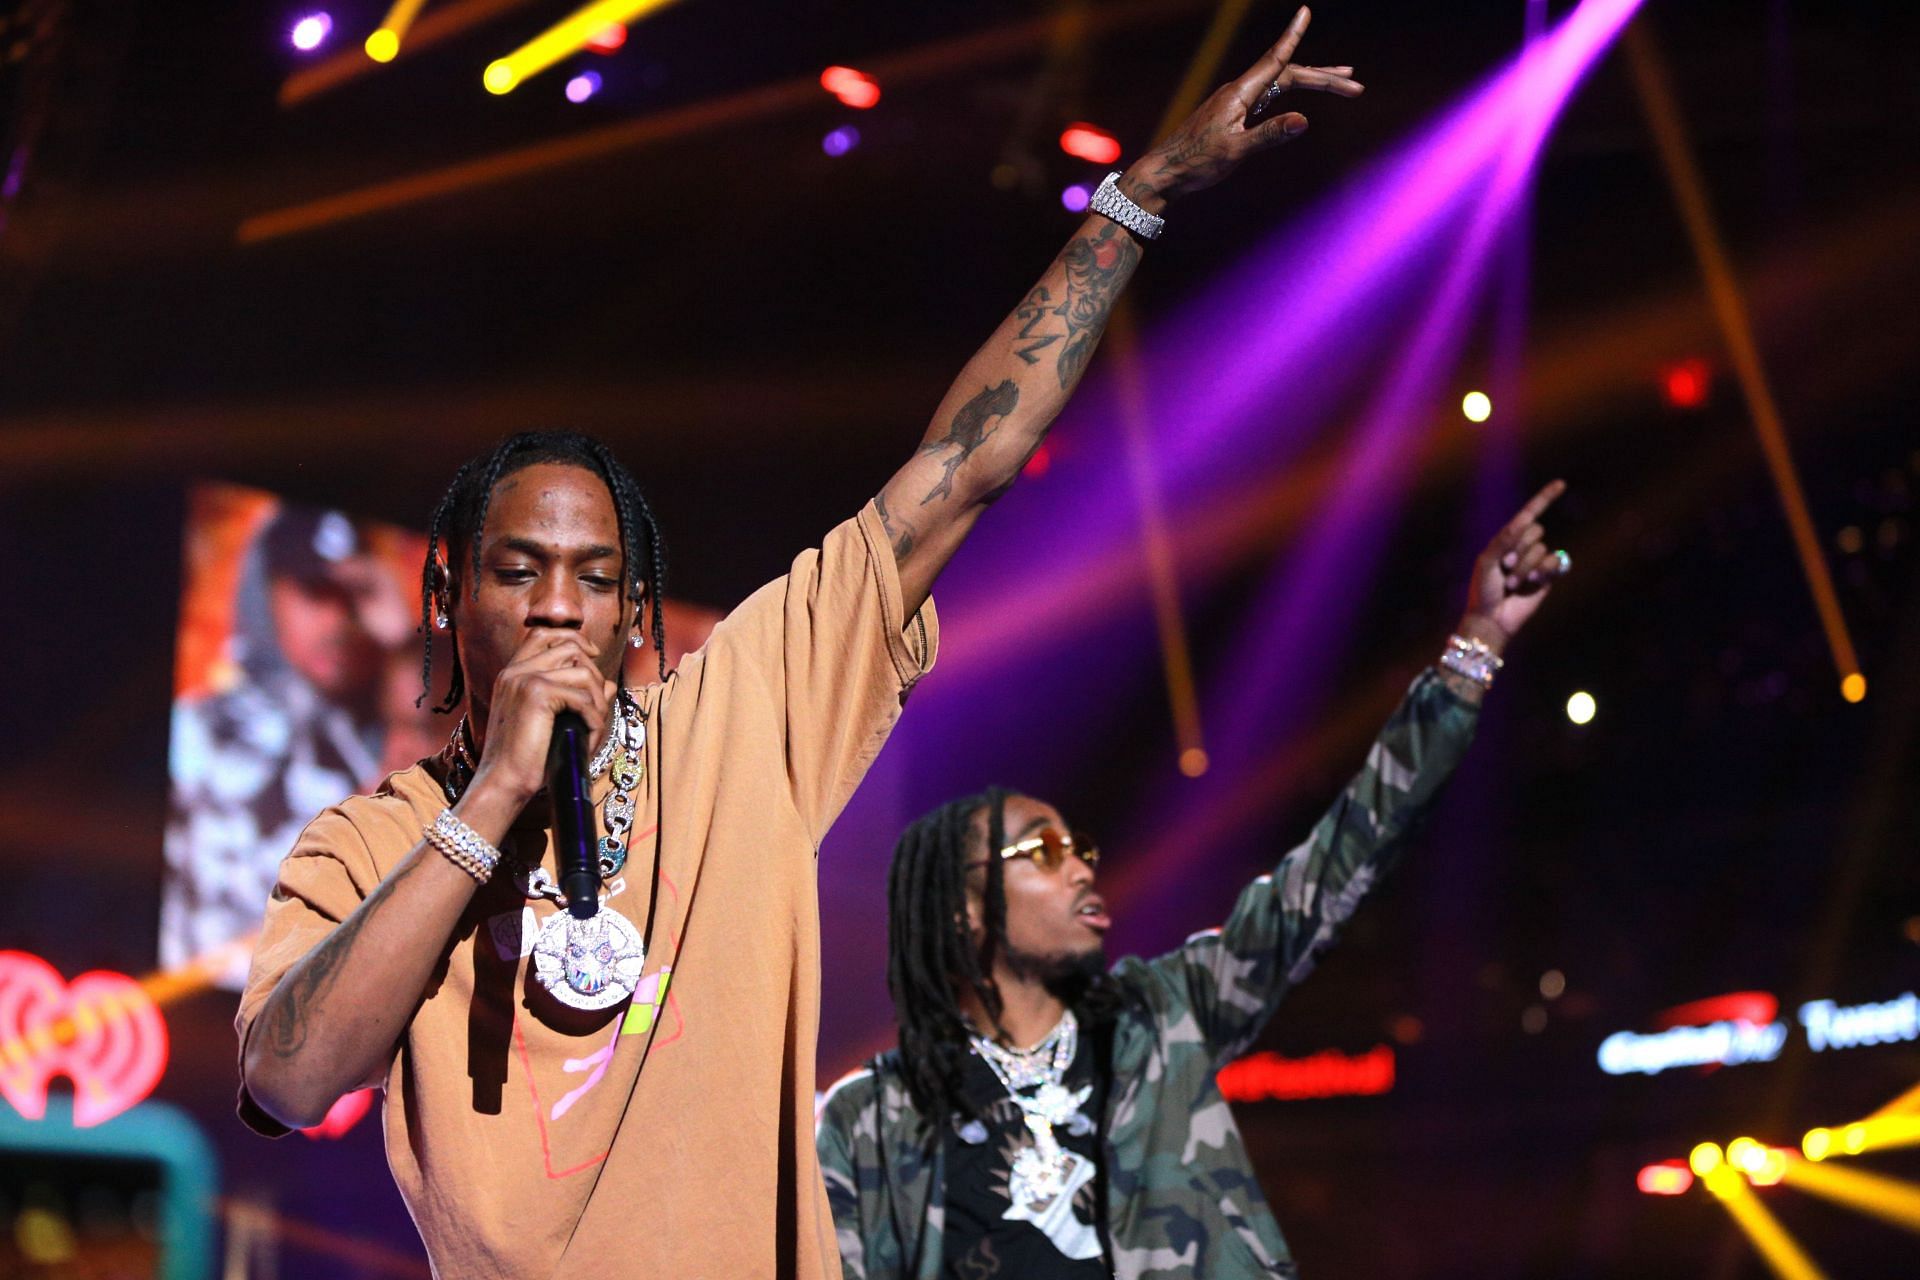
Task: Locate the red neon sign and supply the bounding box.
[1651,991,1778,1031]
[1217,1045,1394,1102]
[0,952,169,1128]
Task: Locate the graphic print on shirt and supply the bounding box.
[951,1086,1104,1265]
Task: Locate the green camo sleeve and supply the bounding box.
[1142,667,1480,1064]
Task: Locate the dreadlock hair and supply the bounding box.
[416,430,669,712]
[887,787,1128,1121]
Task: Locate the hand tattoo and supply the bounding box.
[919,379,1021,505]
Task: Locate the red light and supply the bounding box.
[586,24,627,53]
[302,1087,375,1140]
[1636,1161,1694,1196]
[1661,357,1711,409]
[1022,443,1053,479]
[820,66,880,109]
[1059,123,1122,166]
[1651,991,1776,1031]
[1217,1045,1394,1103]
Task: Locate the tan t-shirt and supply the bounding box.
[236,505,937,1278]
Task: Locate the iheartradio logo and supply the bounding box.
[0,951,169,1128]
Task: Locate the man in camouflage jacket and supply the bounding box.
[818,482,1571,1278]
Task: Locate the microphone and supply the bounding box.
[546,710,600,919]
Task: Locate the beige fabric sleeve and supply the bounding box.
[693,502,939,846]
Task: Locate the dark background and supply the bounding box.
[2,0,1917,1275]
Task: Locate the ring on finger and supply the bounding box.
[1553,548,1572,575]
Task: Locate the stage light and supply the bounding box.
[1728,1137,1764,1174]
[485,0,679,94]
[1566,691,1596,724]
[1179,746,1210,778]
[587,24,627,53]
[484,60,518,94]
[565,71,603,103]
[1637,1161,1694,1196]
[1690,1142,1724,1177]
[1061,183,1092,213]
[1751,1148,1790,1187]
[290,13,333,52]
[1842,1123,1867,1155]
[365,0,427,62]
[1661,357,1711,408]
[1841,672,1866,703]
[1022,443,1053,479]
[1804,1128,1833,1162]
[1059,123,1122,165]
[821,126,859,157]
[1461,390,1492,423]
[820,66,880,109]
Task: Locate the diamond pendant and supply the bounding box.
[530,903,646,1011]
[1009,1122,1072,1209]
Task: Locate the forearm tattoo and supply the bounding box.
[1053,221,1141,389]
[262,854,425,1060]
[875,490,916,560]
[918,379,1021,505]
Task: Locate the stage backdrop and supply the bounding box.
[160,482,718,988]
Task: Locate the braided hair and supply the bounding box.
[416,430,669,712]
[887,787,1013,1121]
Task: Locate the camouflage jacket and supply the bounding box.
[817,669,1479,1279]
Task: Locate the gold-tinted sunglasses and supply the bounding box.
[978,825,1100,874]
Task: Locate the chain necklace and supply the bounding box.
[440,691,650,1011]
[972,1010,1091,1211]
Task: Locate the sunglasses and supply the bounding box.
[971,825,1101,875]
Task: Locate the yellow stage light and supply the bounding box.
[1841,672,1867,702]
[483,0,680,94]
[1691,1142,1725,1177]
[1462,390,1492,423]
[1566,691,1596,724]
[1843,1123,1868,1155]
[1803,1128,1832,1162]
[1729,1137,1765,1174]
[366,0,428,62]
[1782,1157,1920,1236]
[1702,1166,1828,1279]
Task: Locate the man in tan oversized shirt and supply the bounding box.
[235,19,1358,1274]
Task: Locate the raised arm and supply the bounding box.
[873,7,1364,614]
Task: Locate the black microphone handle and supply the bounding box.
[546,709,600,920]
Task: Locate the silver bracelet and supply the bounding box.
[1089,172,1165,241]
[1439,633,1504,690]
[425,808,502,884]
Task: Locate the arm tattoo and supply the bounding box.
[918,379,1021,505]
[1013,286,1062,366]
[1053,222,1141,390]
[874,491,916,560]
[263,854,425,1060]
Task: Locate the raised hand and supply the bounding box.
[1460,480,1572,651]
[1124,6,1364,206]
